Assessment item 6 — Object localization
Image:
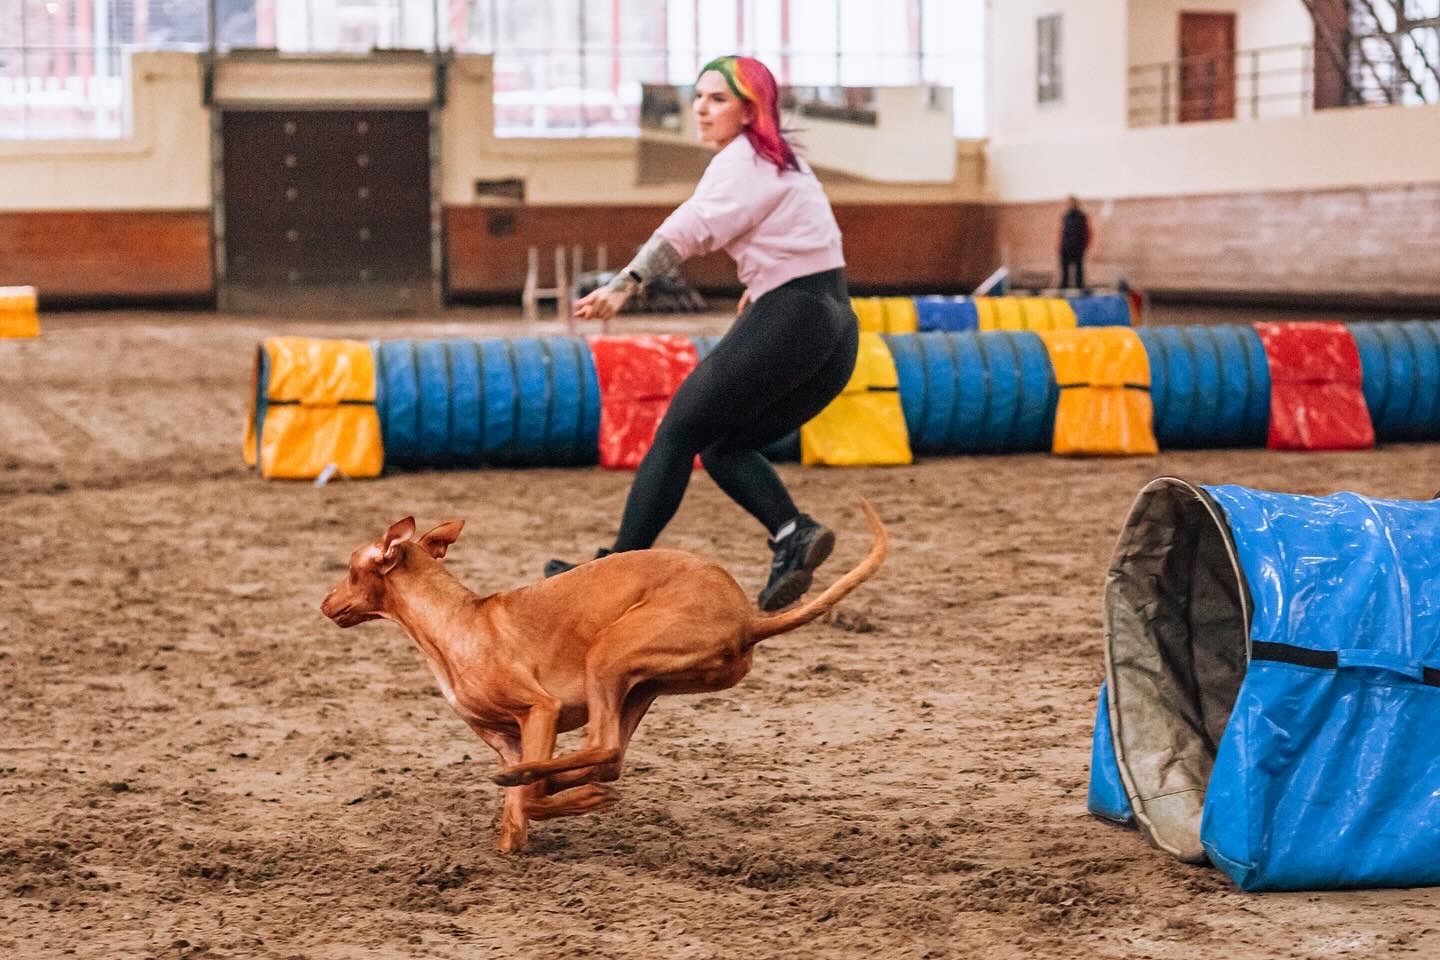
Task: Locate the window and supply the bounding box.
[1037,13,1063,105]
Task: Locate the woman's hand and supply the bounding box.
[574,286,631,322]
[735,289,751,316]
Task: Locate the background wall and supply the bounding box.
[0,53,213,299]
[984,0,1440,306]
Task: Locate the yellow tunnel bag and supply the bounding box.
[0,286,40,339]
[851,297,887,334]
[1038,328,1158,456]
[879,297,918,334]
[801,332,914,467]
[245,336,384,479]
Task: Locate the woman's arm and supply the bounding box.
[573,235,685,321]
[603,235,684,295]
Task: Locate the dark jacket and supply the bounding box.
[1060,208,1090,257]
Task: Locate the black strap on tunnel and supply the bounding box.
[263,398,375,406]
[1251,640,1440,688]
[1056,381,1151,392]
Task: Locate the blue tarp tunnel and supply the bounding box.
[883,330,1057,455]
[1092,477,1440,891]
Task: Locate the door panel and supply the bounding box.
[1179,13,1236,122]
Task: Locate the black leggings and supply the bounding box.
[611,267,859,551]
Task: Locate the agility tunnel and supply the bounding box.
[1088,477,1440,891]
[244,319,1440,479]
[854,291,1135,335]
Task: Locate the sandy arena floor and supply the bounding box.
[3,307,1440,959]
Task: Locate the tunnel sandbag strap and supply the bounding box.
[589,334,698,470]
[1087,682,1135,825]
[1254,321,1374,451]
[801,332,912,466]
[0,285,40,339]
[851,297,887,334]
[913,296,978,333]
[1138,325,1270,449]
[1351,320,1440,442]
[1038,328,1157,456]
[249,337,382,480]
[880,297,918,334]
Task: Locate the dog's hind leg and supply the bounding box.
[525,783,620,821]
[494,671,626,787]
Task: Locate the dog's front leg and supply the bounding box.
[475,725,530,854]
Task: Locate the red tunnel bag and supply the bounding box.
[1255,321,1375,451]
[588,334,699,470]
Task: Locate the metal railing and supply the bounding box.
[1128,43,1316,127]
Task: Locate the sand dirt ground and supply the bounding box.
[3,308,1439,959]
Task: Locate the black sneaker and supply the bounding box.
[757,515,835,611]
[544,548,612,579]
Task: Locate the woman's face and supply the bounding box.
[693,70,752,148]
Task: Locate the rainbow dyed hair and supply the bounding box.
[698,55,799,173]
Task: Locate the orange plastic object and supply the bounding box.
[1038,328,1158,456]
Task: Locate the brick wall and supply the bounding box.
[994,183,1440,308]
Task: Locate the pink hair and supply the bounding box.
[699,55,799,174]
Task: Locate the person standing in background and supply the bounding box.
[1059,195,1091,290]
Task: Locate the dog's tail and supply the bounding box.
[746,498,888,645]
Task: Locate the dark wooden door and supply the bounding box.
[1179,13,1236,122]
[221,110,432,306]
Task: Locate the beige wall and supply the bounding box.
[0,52,211,211]
[987,0,1131,145]
[984,0,1440,202]
[988,99,1440,202]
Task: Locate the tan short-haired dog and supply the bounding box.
[320,499,887,853]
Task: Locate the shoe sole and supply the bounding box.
[758,528,836,612]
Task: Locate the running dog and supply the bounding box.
[320,499,887,853]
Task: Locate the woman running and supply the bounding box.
[546,55,858,612]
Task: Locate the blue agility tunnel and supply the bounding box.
[914,296,979,332]
[1091,477,1440,891]
[1351,320,1440,442]
[883,330,1057,455]
[1137,325,1271,448]
[1069,294,1132,328]
[374,337,601,468]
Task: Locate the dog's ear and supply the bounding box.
[418,520,464,560]
[380,516,416,573]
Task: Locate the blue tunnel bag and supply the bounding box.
[1092,477,1440,891]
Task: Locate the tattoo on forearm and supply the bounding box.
[605,236,682,292]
